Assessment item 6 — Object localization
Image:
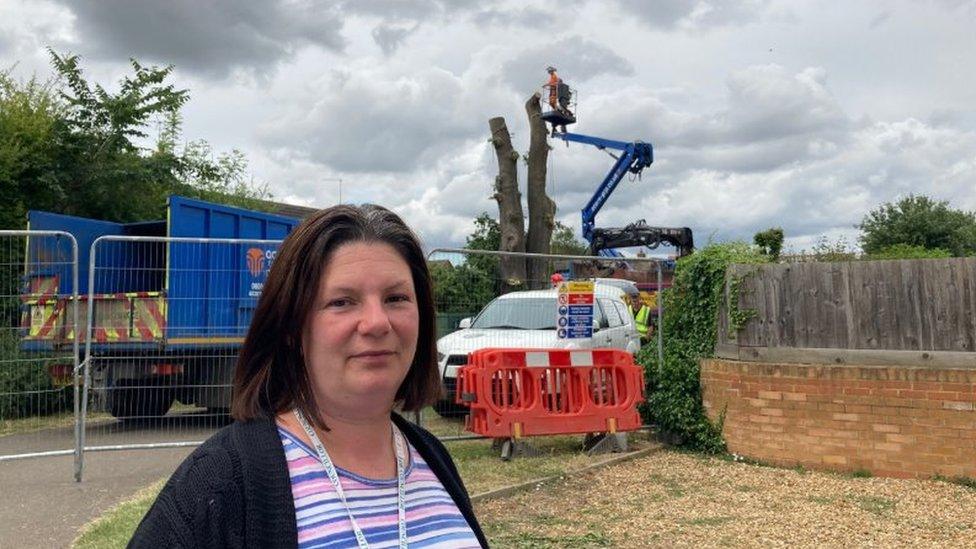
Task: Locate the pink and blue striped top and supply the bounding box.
[278,425,481,548]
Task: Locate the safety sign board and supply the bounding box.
[556,280,594,339]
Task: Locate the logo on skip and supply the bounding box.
[246,248,265,276]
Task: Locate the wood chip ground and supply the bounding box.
[476,449,976,548]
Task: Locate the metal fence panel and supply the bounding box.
[422,248,664,439]
[0,231,79,473]
[77,236,283,478]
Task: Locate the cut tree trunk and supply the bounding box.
[524,92,557,289]
[488,116,526,291]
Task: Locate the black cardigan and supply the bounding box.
[129,413,488,548]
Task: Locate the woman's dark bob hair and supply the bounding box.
[231,204,441,428]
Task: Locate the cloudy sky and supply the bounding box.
[2,0,975,254]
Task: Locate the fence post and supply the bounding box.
[77,237,99,482]
[657,261,663,375]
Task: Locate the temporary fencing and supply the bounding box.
[2,237,672,480]
[0,233,283,480]
[423,248,667,439]
[0,231,80,472]
[75,235,283,477]
[456,348,644,439]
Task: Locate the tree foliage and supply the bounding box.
[0,51,271,229]
[858,194,976,257]
[753,227,784,260]
[863,243,952,260]
[636,242,768,452]
[550,221,588,256]
[0,72,63,229]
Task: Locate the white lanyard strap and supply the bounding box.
[293,409,408,549]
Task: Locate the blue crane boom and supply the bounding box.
[552,132,653,245]
[551,130,694,258]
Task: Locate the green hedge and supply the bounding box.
[636,242,768,452]
[0,331,71,420]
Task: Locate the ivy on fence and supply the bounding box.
[636,242,767,452]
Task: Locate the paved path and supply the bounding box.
[0,414,224,548]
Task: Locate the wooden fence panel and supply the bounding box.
[719,258,976,352]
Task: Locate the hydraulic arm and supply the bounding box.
[552,131,694,257]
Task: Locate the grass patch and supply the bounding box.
[73,420,648,546]
[0,411,112,438]
[854,495,896,516]
[0,412,78,437]
[485,530,614,548]
[934,474,976,491]
[646,473,685,498]
[735,484,758,492]
[849,469,873,478]
[682,516,735,527]
[450,435,605,495]
[807,495,835,505]
[72,479,165,548]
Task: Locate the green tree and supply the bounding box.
[549,220,588,255]
[753,227,784,260]
[0,72,63,229]
[49,50,191,221]
[159,110,271,211]
[858,195,976,257]
[1,52,272,228]
[863,243,952,260]
[464,213,501,277]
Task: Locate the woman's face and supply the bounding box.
[302,241,419,418]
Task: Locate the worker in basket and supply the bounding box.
[546,66,560,111]
[545,66,574,135]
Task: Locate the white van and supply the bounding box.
[434,282,640,416]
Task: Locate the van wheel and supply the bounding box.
[109,382,174,420]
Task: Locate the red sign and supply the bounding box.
[568,293,594,305]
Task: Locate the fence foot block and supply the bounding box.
[499,438,541,461]
[584,432,628,455]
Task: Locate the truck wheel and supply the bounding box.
[433,399,467,418]
[109,382,174,420]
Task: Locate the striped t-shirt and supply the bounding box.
[278,425,480,548]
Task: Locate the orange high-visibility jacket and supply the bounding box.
[547,72,560,106]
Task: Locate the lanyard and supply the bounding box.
[293,409,408,549]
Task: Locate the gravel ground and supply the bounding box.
[476,449,976,548]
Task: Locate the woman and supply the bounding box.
[130,205,487,548]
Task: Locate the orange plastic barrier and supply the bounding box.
[455,348,645,439]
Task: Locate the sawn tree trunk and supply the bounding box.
[488,116,526,291]
[524,92,557,289]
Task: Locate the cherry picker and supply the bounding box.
[540,86,694,258]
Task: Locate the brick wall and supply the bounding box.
[700,358,976,479]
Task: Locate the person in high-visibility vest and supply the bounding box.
[546,66,560,111]
[627,289,651,342]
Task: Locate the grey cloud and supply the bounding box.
[260,67,481,173]
[499,36,634,92]
[720,66,848,145]
[563,65,849,175]
[341,0,440,20]
[371,23,418,56]
[470,5,575,28]
[57,0,344,77]
[614,0,769,30]
[868,10,892,28]
[341,0,485,22]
